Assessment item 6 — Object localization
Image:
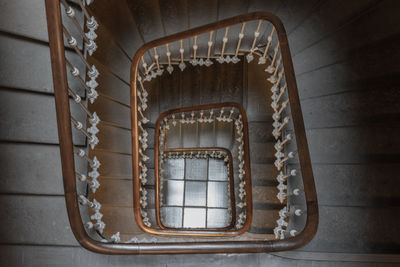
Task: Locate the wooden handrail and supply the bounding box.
[131,12,318,253]
[150,102,252,237]
[46,0,318,252]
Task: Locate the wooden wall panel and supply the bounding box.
[0,89,86,145]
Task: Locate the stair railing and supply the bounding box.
[45,0,114,244]
[149,103,252,236]
[46,0,318,252]
[131,12,318,252]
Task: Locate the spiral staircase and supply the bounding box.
[1,0,400,265]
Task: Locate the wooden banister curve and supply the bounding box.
[45,0,318,252]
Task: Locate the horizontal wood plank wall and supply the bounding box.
[1,0,399,263]
[5,245,398,267]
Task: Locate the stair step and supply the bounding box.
[95,122,131,154]
[251,163,279,184]
[93,178,133,207]
[89,0,143,59]
[249,142,275,164]
[91,150,132,179]
[252,186,281,205]
[89,95,131,129]
[89,23,131,83]
[88,56,130,106]
[249,209,281,233]
[101,206,142,236]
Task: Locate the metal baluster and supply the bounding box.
[274,151,297,170]
[259,27,275,64]
[205,31,214,67]
[74,147,100,169]
[232,23,246,64]
[246,19,263,63]
[71,116,98,149]
[153,47,163,76]
[190,35,199,66]
[217,27,230,63]
[166,43,174,74]
[274,133,293,151]
[179,39,186,71]
[65,59,98,103]
[265,42,280,73]
[63,26,90,69]
[267,56,282,84]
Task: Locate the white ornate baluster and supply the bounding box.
[267,57,282,84]
[180,112,185,123]
[77,171,100,193]
[272,99,289,120]
[88,178,100,193]
[75,148,100,170]
[276,169,298,182]
[65,59,98,103]
[232,22,246,64]
[217,107,225,121]
[77,0,98,38]
[205,31,214,67]
[140,187,148,208]
[190,111,196,123]
[171,114,177,126]
[277,191,287,203]
[141,210,151,227]
[61,0,98,56]
[208,109,214,123]
[217,27,230,63]
[138,106,150,124]
[137,90,148,111]
[277,217,288,228]
[226,107,235,122]
[279,206,288,219]
[259,27,275,64]
[190,35,198,66]
[141,56,148,75]
[272,83,287,109]
[67,88,96,122]
[198,110,204,123]
[166,43,174,74]
[277,181,287,192]
[110,232,120,243]
[153,47,163,76]
[179,39,186,71]
[94,221,105,233]
[265,42,280,73]
[163,118,170,130]
[274,133,293,151]
[71,117,99,149]
[278,115,291,133]
[138,121,148,137]
[274,225,283,239]
[137,75,149,104]
[274,150,297,170]
[246,20,263,63]
[79,195,101,211]
[139,148,149,162]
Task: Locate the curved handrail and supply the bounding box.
[46,0,318,253]
[152,103,252,236]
